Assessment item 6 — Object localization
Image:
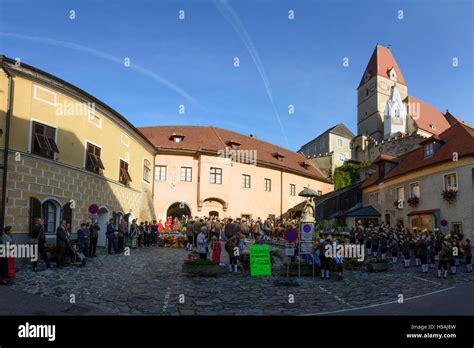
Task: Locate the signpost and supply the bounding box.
[284,228,298,278]
[298,221,315,278]
[249,244,272,276]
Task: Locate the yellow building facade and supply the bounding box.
[0,56,156,246]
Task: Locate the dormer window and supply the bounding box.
[169,133,185,143]
[226,140,241,150]
[424,143,434,157]
[272,152,285,161]
[429,124,436,131]
[388,67,397,81]
[299,161,310,169]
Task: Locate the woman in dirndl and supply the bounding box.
[0,226,15,285]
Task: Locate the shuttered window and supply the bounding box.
[119,160,132,185]
[86,142,105,174]
[32,122,59,159]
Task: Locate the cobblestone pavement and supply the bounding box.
[10,244,474,316]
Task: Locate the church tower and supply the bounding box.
[356,45,408,141]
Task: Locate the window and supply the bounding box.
[338,153,346,162]
[369,191,380,205]
[396,186,404,201]
[424,143,434,157]
[409,182,420,198]
[242,174,251,188]
[337,138,343,148]
[42,200,59,234]
[210,167,222,184]
[444,173,457,191]
[181,167,192,182]
[143,159,151,183]
[264,178,271,192]
[452,222,463,234]
[155,165,167,181]
[119,160,132,185]
[85,142,105,174]
[31,121,60,159]
[290,184,296,196]
[317,190,322,196]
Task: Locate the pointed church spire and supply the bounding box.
[358,44,407,88]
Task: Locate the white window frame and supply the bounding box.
[241,174,251,189]
[210,167,222,185]
[83,139,103,170]
[143,158,152,183]
[33,84,58,107]
[338,152,346,162]
[424,143,434,157]
[29,118,59,161]
[290,184,296,196]
[409,181,420,198]
[443,172,458,191]
[155,165,167,182]
[336,138,343,148]
[396,186,404,201]
[264,178,271,192]
[180,167,192,182]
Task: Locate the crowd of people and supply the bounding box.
[0,215,472,284]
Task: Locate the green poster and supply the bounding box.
[249,244,272,276]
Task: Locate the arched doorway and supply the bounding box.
[97,207,109,247]
[166,202,191,220]
[209,211,219,218]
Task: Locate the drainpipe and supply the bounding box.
[196,152,201,214]
[280,170,283,218]
[0,63,13,234]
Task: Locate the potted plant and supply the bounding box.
[407,196,419,207]
[441,189,457,204]
[182,259,226,276]
[366,258,392,272]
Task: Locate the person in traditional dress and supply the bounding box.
[0,226,15,285]
[211,236,221,263]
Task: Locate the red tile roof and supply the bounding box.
[361,122,474,188]
[138,125,330,182]
[404,96,451,135]
[373,154,398,164]
[358,45,407,88]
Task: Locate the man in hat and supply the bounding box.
[437,241,450,279]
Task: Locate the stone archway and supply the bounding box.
[201,197,227,218]
[167,202,192,220]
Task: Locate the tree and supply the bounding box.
[333,162,368,190]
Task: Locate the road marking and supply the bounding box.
[303,286,455,316]
[161,287,171,314]
[318,285,354,308]
[407,274,442,286]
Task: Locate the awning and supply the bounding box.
[341,205,381,217]
[407,209,438,216]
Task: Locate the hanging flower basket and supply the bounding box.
[441,189,458,204]
[393,200,403,209]
[407,196,419,207]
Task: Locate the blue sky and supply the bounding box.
[0,0,472,150]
